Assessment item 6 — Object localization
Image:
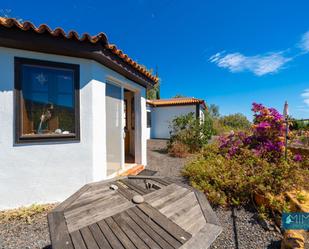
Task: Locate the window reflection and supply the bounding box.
[21,65,75,136]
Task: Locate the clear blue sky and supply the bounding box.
[2,0,309,119]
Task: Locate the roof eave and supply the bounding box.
[0,26,156,87]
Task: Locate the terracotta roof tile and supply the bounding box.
[147,98,206,108]
[0,17,158,83]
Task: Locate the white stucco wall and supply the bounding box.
[0,47,147,209]
[150,105,197,139]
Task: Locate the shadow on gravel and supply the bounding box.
[152,148,168,154]
[42,245,51,249]
[266,240,281,249]
[231,207,240,249]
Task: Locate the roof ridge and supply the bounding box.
[148,97,201,101]
[147,98,206,107]
[0,17,158,83]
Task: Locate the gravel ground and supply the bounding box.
[0,139,287,248]
[210,207,282,249]
[146,139,190,177]
[0,212,51,249]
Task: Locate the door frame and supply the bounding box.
[106,76,141,173]
[105,79,125,174]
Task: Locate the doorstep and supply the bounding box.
[120,164,145,176]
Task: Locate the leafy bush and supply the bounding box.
[212,119,233,134]
[183,144,308,206]
[183,103,309,208]
[218,113,251,131]
[167,112,214,155]
[290,120,309,131]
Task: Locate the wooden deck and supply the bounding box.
[48,176,222,249]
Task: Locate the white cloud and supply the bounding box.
[210,30,309,76]
[209,51,292,76]
[301,89,309,106]
[299,31,309,53]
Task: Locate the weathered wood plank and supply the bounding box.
[115,182,134,200]
[67,187,114,212]
[159,192,196,218]
[89,223,112,249]
[65,191,118,217]
[131,207,182,248]
[173,205,202,228]
[194,190,220,226]
[179,223,222,249]
[126,209,174,249]
[97,219,125,249]
[119,211,162,249]
[65,194,134,233]
[48,212,74,249]
[144,184,183,204]
[138,203,192,244]
[88,176,128,187]
[150,188,190,211]
[166,200,206,236]
[105,216,136,249]
[185,215,207,236]
[54,177,128,212]
[113,213,150,249]
[153,178,172,186]
[70,230,87,249]
[156,177,174,186]
[121,179,150,195]
[127,175,173,188]
[80,226,100,249]
[53,184,91,212]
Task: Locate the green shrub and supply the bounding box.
[167,112,214,155]
[218,113,251,130]
[183,143,309,206]
[212,119,233,135]
[211,114,251,135]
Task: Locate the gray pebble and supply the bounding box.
[132,195,144,204]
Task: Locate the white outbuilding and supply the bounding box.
[146,98,206,139]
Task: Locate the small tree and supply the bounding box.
[219,113,251,130]
[167,112,214,155]
[173,94,186,98]
[208,104,220,118]
[147,83,160,100]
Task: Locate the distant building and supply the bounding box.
[146,98,206,139]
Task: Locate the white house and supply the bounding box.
[146,98,206,139]
[0,17,158,209]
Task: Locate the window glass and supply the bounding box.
[20,63,76,138]
[147,111,152,128]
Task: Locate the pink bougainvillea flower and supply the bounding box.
[293,154,302,162]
